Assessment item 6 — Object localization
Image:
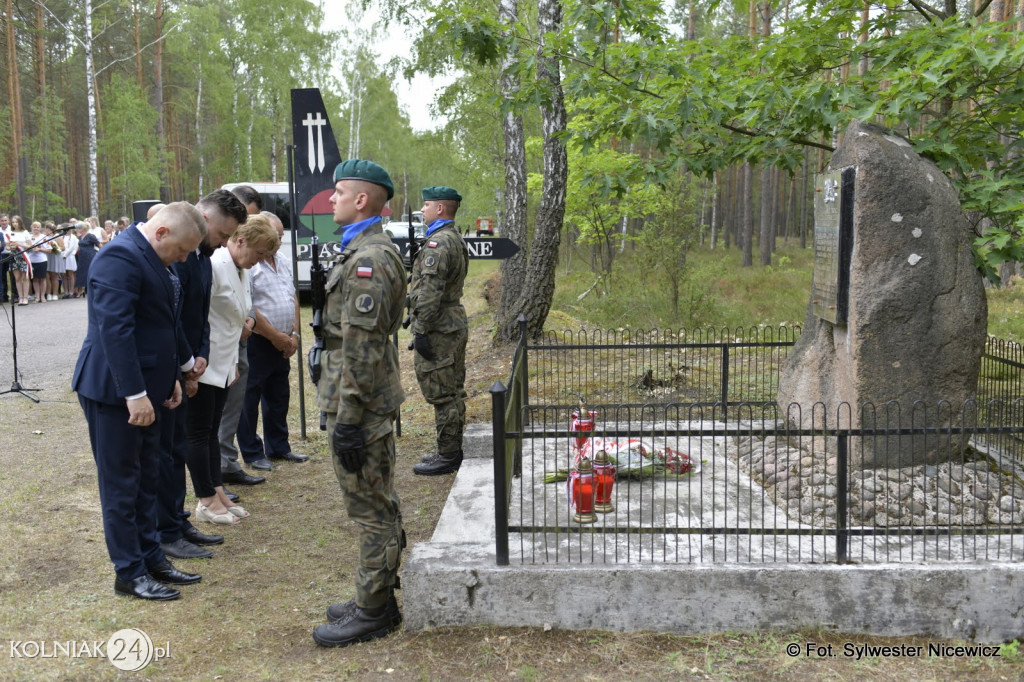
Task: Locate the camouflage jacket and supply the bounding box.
[318,223,407,426]
[409,222,469,335]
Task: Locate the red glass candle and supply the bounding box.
[570,408,597,452]
[568,457,597,524]
[592,449,616,513]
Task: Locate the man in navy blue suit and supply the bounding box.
[156,190,249,560]
[73,202,208,601]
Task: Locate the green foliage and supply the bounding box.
[22,90,69,220]
[999,639,1021,662]
[984,279,1024,343]
[553,244,813,329]
[631,172,704,319]
[555,1,1024,278]
[98,75,162,210]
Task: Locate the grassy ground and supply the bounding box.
[1,256,1022,681]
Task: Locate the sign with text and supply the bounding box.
[811,167,855,325]
[296,236,521,263]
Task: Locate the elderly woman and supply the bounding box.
[186,214,279,524]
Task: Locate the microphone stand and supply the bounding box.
[0,228,72,402]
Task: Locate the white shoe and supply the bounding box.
[227,505,250,518]
[195,501,240,525]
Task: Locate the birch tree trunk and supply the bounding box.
[513,0,567,340]
[247,93,254,178]
[495,0,529,343]
[196,60,204,196]
[85,0,99,216]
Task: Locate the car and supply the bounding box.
[384,221,426,240]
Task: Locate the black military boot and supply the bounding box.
[413,450,463,476]
[326,593,402,626]
[313,604,401,648]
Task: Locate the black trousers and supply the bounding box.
[79,395,164,580]
[237,334,292,460]
[157,395,192,542]
[185,383,228,498]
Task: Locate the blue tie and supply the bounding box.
[169,271,182,313]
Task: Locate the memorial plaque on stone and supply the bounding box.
[811,168,854,325]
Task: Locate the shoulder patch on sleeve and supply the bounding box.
[427,240,438,248]
[354,293,375,312]
[357,265,373,278]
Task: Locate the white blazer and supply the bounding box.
[200,246,251,388]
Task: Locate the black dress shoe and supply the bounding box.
[223,489,240,503]
[221,470,266,485]
[270,451,310,463]
[161,538,213,559]
[313,605,401,647]
[249,458,273,471]
[413,450,463,476]
[183,526,224,546]
[149,559,201,585]
[114,575,180,601]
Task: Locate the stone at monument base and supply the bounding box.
[777,120,987,468]
[402,461,1023,643]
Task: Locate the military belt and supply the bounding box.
[323,334,390,351]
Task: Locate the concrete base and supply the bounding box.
[404,460,1024,643]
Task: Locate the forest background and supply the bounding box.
[1,0,1023,341]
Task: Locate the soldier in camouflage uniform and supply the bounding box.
[312,160,408,648]
[409,186,470,476]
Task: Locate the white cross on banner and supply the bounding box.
[302,112,327,173]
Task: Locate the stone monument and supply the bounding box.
[777,120,987,468]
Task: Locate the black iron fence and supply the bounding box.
[490,320,1024,566]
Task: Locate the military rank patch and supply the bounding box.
[424,255,437,268]
[354,293,375,313]
[356,266,373,278]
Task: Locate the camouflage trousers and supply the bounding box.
[325,411,403,609]
[414,327,468,455]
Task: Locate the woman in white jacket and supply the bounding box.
[185,214,279,524]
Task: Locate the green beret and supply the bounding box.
[333,159,394,200]
[421,186,462,202]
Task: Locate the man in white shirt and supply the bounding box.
[235,211,308,469]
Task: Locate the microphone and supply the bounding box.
[57,225,76,232]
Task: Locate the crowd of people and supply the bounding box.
[7,166,470,650]
[0,213,136,305]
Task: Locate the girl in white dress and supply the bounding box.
[62,227,78,297]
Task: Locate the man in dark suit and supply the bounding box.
[73,202,209,600]
[157,190,250,560]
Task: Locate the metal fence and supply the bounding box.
[490,320,1024,566]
